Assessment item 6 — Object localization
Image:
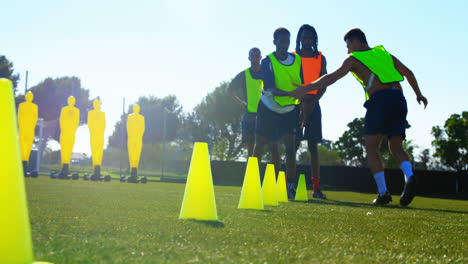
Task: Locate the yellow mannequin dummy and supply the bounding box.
[126,104,145,183]
[88,99,105,180]
[59,96,80,179]
[17,92,38,177]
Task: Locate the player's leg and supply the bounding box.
[308,141,326,199]
[247,143,255,158]
[363,90,393,204]
[389,135,416,206]
[305,102,326,199]
[269,141,281,177]
[388,90,415,206]
[284,133,297,198]
[254,101,275,164]
[253,135,267,162]
[388,135,411,165]
[281,105,299,199]
[365,134,384,174]
[365,134,391,205]
[243,113,256,157]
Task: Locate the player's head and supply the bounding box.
[25,91,34,102]
[344,28,368,54]
[248,47,261,65]
[273,27,290,53]
[93,99,100,110]
[68,96,75,106]
[296,24,318,56]
[133,104,140,114]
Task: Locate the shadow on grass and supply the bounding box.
[188,220,225,228]
[305,198,468,215]
[238,208,274,213]
[289,200,309,204]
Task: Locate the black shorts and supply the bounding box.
[241,112,257,143]
[255,100,299,142]
[296,101,322,143]
[364,89,407,137]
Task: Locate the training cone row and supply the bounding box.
[262,164,279,206]
[179,142,218,221]
[277,171,288,202]
[0,79,52,264]
[238,157,264,210]
[295,174,308,201]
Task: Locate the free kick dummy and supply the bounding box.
[17,92,38,177]
[88,99,110,181]
[58,96,80,179]
[126,104,146,183]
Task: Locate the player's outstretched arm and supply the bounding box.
[226,74,247,111]
[392,55,428,109]
[291,57,352,99]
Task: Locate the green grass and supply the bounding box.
[25,177,467,263]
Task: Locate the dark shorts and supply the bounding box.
[296,101,322,143]
[364,89,407,137]
[241,112,257,143]
[255,100,299,142]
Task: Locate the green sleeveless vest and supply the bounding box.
[268,53,301,106]
[244,68,263,113]
[350,45,404,100]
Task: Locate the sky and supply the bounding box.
[4,0,468,157]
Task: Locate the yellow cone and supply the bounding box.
[277,171,288,202]
[0,79,52,264]
[295,174,308,201]
[262,164,278,206]
[179,142,218,221]
[238,157,264,210]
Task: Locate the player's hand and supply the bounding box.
[299,104,306,129]
[240,102,247,111]
[417,95,428,109]
[291,83,308,99]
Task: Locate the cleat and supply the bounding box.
[373,191,392,205]
[400,176,417,206]
[287,183,296,199]
[313,189,327,199]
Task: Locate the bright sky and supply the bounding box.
[4,0,468,157]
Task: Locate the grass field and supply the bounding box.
[25,177,467,263]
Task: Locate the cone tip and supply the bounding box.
[194,142,208,146]
[0,78,13,87]
[247,157,258,162]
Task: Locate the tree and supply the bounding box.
[0,55,20,94]
[334,117,414,168]
[418,148,431,170]
[107,95,183,148]
[183,81,245,160]
[334,118,367,167]
[431,111,468,171]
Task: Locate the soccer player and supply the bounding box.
[227,48,263,158]
[291,28,428,206]
[294,24,328,199]
[254,27,301,199]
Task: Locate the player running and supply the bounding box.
[227,48,263,158]
[254,28,301,199]
[291,28,428,206]
[294,24,328,199]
